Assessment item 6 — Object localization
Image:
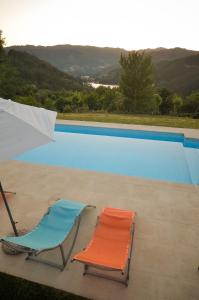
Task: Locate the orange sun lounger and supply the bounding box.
[72,207,136,286]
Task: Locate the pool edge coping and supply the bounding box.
[56,119,199,140]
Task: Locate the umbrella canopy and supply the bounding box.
[0,98,57,236]
[0,98,57,160]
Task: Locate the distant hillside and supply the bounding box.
[94,66,120,85]
[7,49,82,90]
[6,45,199,95]
[6,45,198,77]
[155,54,199,95]
[143,47,198,63]
[6,45,126,76]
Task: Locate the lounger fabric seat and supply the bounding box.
[73,207,135,280]
[2,199,86,251]
[1,199,90,270]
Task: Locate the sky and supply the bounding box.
[0,0,199,50]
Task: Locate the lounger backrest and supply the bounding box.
[40,200,85,232]
[95,207,134,242]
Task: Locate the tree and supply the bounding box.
[95,86,115,111]
[85,92,100,111]
[0,60,23,99]
[159,88,173,115]
[171,94,183,114]
[16,95,40,107]
[181,91,199,117]
[151,93,162,114]
[107,90,124,112]
[0,30,6,61]
[55,97,67,112]
[70,92,84,112]
[119,51,154,112]
[0,30,5,50]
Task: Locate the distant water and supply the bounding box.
[88,82,119,89]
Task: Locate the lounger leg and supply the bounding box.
[64,217,81,266]
[125,222,135,286]
[25,246,73,271]
[26,252,65,271]
[83,268,129,285]
[83,264,88,276]
[59,245,66,269]
[124,258,131,286]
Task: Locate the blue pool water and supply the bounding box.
[15,124,199,185]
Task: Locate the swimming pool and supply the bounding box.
[15,124,199,185]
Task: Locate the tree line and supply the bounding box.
[0,31,198,117]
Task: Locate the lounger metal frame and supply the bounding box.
[72,214,136,286]
[26,215,82,271]
[1,204,95,271]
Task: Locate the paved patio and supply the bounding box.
[0,121,199,300]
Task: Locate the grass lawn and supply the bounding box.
[58,113,199,129]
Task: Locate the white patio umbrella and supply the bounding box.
[0,98,57,236]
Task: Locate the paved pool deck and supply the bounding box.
[0,121,199,300]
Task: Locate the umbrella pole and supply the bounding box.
[0,182,18,236]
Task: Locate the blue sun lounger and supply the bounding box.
[1,199,93,270]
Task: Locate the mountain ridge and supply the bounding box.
[6,45,198,77]
[6,45,199,95]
